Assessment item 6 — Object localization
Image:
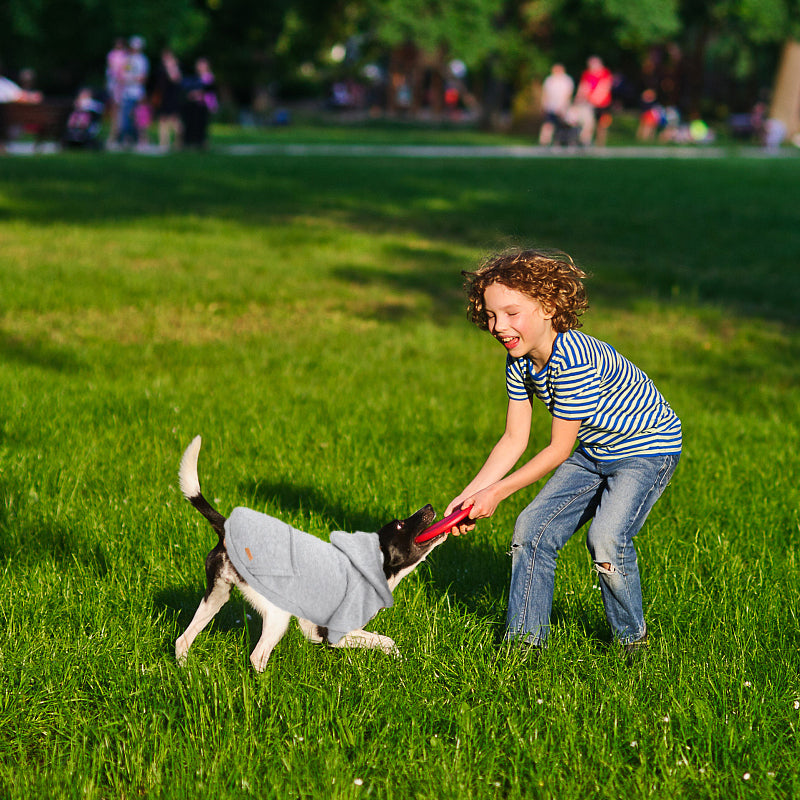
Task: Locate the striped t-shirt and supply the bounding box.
[506,329,682,462]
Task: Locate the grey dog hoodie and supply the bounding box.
[224,506,393,645]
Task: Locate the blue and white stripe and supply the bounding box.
[506,329,682,461]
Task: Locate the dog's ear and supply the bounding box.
[377,519,406,551]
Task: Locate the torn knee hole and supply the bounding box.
[595,561,617,575]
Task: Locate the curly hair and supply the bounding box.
[463,248,589,333]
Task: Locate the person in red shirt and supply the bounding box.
[575,56,613,145]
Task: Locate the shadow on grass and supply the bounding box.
[0,331,85,373]
[238,475,621,648]
[157,585,255,638]
[426,537,616,647]
[3,155,799,324]
[0,517,108,573]
[180,476,518,622]
[153,482,614,657]
[155,582,273,671]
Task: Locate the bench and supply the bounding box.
[0,99,73,149]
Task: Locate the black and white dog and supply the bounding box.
[175,436,446,671]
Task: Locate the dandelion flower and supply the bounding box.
[354,778,364,786]
[743,773,751,781]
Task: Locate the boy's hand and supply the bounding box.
[445,484,505,535]
[462,485,503,522]
[443,498,476,536]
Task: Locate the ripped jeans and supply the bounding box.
[505,450,679,647]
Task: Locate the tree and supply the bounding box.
[0,0,206,93]
[369,0,505,68]
[733,0,800,135]
[771,39,800,136]
[197,0,354,105]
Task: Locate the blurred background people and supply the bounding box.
[538,63,574,146]
[181,58,217,149]
[153,49,182,151]
[115,36,149,148]
[636,89,665,141]
[0,73,42,103]
[64,87,105,148]
[575,55,613,145]
[105,38,127,142]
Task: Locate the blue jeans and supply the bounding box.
[505,450,679,647]
[117,96,139,145]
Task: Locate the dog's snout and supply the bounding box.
[415,504,436,526]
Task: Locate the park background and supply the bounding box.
[2,2,800,799]
[2,0,800,139]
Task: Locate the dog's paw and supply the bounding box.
[379,636,400,657]
[367,633,400,656]
[249,652,269,672]
[175,637,189,666]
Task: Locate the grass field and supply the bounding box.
[1,133,799,799]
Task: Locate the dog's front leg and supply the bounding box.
[333,629,400,657]
[175,579,232,665]
[249,606,292,672]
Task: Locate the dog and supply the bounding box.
[175,436,446,671]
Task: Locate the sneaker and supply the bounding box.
[623,631,649,665]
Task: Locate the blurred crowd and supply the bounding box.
[537,55,719,147]
[2,39,796,152]
[536,55,794,149]
[100,36,218,151]
[0,36,218,152]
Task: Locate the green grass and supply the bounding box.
[1,138,799,799]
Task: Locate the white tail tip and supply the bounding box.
[179,435,203,499]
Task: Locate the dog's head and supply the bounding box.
[377,504,443,587]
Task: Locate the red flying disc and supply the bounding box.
[416,505,474,543]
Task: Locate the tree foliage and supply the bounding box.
[0,0,798,110]
[368,0,505,67]
[589,0,681,47]
[0,0,207,91]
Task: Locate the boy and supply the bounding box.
[445,249,681,657]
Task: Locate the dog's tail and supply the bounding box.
[179,435,227,539]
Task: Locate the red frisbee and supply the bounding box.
[416,505,474,544]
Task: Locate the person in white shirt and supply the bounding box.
[538,64,574,145]
[0,75,42,103]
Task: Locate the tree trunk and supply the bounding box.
[769,39,800,137]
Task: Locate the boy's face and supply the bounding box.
[483,282,556,361]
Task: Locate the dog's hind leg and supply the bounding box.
[296,618,325,644]
[175,579,232,665]
[175,549,233,665]
[248,603,292,672]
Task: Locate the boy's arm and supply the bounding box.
[449,415,581,532]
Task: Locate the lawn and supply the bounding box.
[1,137,799,799]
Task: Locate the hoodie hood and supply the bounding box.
[329,530,393,609]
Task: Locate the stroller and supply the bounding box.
[63,88,105,149]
